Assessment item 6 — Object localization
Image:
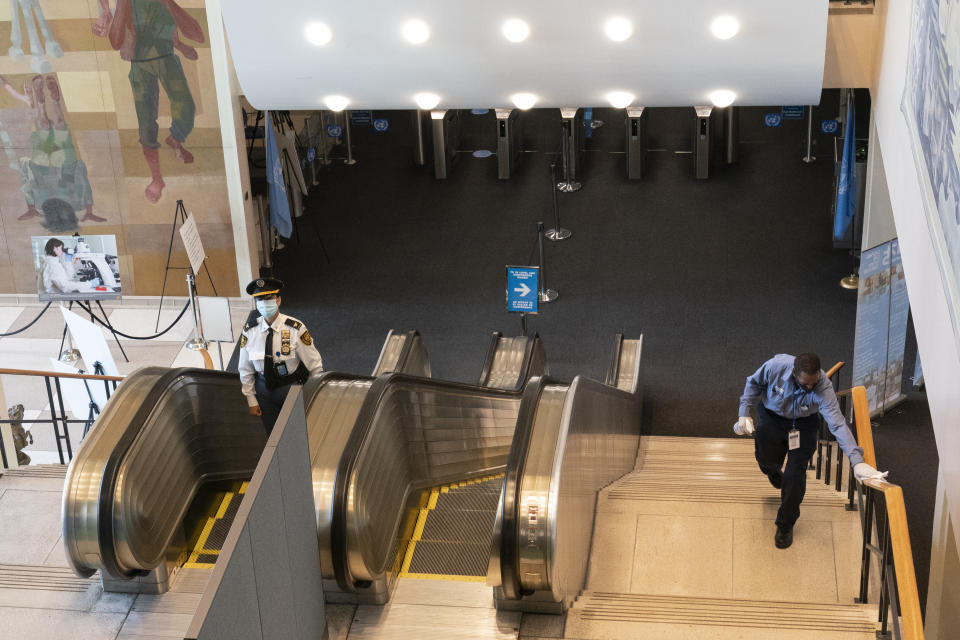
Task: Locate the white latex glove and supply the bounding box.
[854,462,889,482]
[733,416,755,436]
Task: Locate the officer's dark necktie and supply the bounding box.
[263,326,279,389]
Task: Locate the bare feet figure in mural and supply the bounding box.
[0,74,104,225]
[97,0,202,204]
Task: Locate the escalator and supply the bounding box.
[307,333,643,609]
[61,329,433,586]
[62,328,640,616]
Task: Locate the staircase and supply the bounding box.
[565,436,879,639]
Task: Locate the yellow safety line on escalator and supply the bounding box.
[183,483,249,569]
[398,473,504,582]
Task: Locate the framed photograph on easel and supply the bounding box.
[31,234,122,302]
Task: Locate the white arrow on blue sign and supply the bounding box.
[764,113,782,128]
[506,266,539,314]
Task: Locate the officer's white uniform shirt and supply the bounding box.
[238,312,323,407]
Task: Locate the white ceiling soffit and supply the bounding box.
[222,0,829,110]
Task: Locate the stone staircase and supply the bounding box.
[564,436,879,639]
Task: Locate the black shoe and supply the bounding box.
[775,525,793,549]
[767,472,782,489]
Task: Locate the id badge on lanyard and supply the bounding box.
[788,429,800,451]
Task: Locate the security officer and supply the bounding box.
[735,353,886,549]
[238,278,323,433]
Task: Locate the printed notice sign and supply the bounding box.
[179,213,206,276]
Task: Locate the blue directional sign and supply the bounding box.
[506,266,539,314]
[821,119,840,135]
[326,124,342,138]
[373,118,390,132]
[764,113,782,128]
[782,105,805,120]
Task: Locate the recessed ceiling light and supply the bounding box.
[604,17,633,42]
[324,95,349,111]
[502,18,530,43]
[511,93,537,110]
[414,92,440,110]
[709,90,736,108]
[606,91,634,109]
[402,19,430,44]
[711,15,739,40]
[304,22,332,46]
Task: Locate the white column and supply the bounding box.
[205,0,259,292]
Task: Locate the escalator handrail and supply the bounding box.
[478,331,503,386]
[498,375,553,599]
[391,330,422,374]
[330,371,529,592]
[604,333,625,387]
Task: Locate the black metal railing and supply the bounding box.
[0,368,123,467]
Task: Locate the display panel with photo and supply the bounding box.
[32,235,121,301]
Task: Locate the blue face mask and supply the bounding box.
[256,299,278,319]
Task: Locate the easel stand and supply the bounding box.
[59,299,129,363]
[156,200,219,331]
[80,362,105,437]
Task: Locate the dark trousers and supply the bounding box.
[254,374,292,435]
[754,403,819,528]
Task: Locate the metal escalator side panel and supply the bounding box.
[514,384,569,593]
[371,330,431,378]
[111,373,266,574]
[305,375,374,580]
[482,333,548,391]
[616,337,643,396]
[332,375,525,593]
[604,334,624,387]
[62,367,171,578]
[538,377,642,606]
[372,330,405,377]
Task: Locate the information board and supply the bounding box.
[506,266,538,313]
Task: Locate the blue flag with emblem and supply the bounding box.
[833,98,857,241]
[265,111,293,239]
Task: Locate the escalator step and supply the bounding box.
[420,509,497,544]
[183,482,248,569]
[406,541,491,577]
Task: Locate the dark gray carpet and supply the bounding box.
[241,95,938,610]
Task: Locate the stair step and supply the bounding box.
[0,464,69,478]
[0,564,96,592]
[570,591,878,636]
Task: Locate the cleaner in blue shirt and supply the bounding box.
[735,353,886,549]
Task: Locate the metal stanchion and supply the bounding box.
[184,273,207,351]
[557,119,581,192]
[344,111,357,165]
[802,105,816,163]
[537,222,558,303]
[546,163,571,241]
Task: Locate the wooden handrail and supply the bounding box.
[0,367,124,382]
[838,385,877,467]
[863,478,925,640]
[199,349,214,370]
[825,361,845,379]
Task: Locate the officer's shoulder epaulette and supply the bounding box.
[242,321,254,332]
[284,318,302,330]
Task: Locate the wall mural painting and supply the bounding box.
[903,0,960,349]
[94,0,202,203]
[1,74,102,230]
[0,1,237,296]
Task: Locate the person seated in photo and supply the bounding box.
[41,238,90,294]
